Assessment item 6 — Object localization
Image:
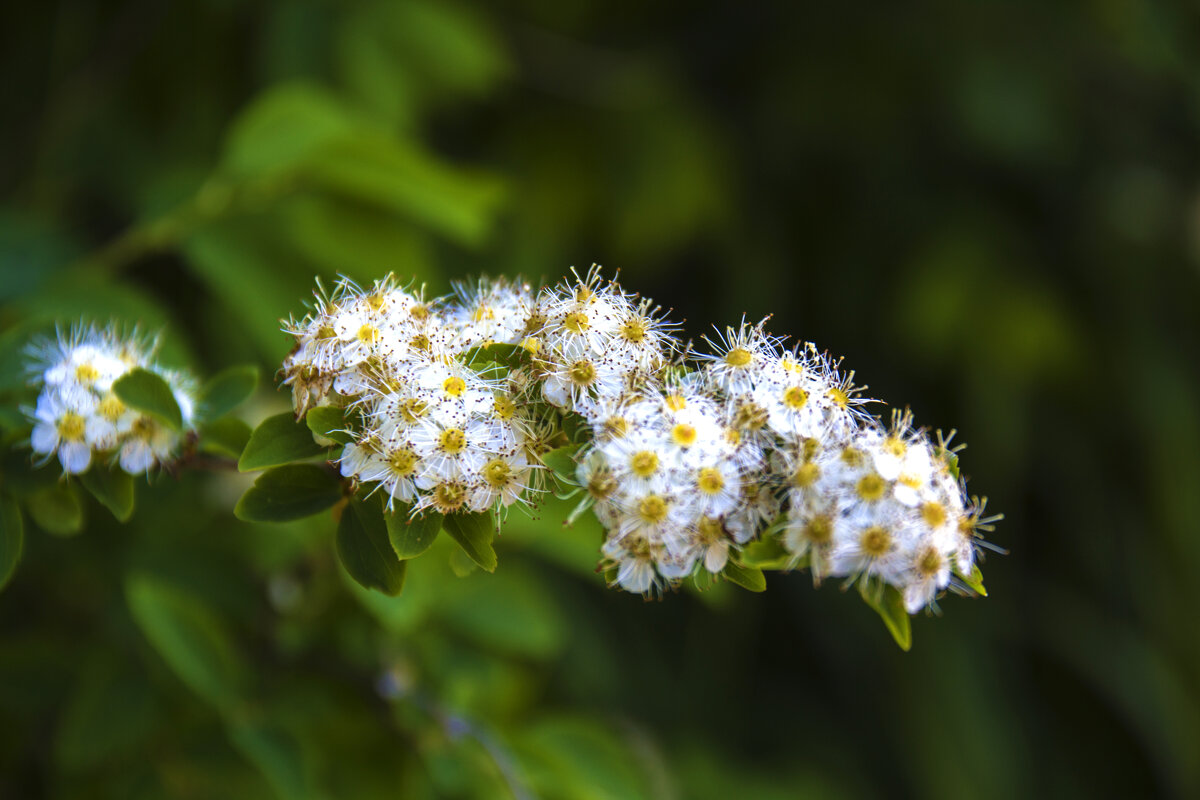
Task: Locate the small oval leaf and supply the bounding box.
[25,482,84,536]
[79,466,135,522]
[238,412,327,472]
[305,406,353,445]
[721,561,767,592]
[234,464,343,523]
[0,495,24,591]
[336,497,407,595]
[860,580,913,651]
[386,506,443,559]
[199,417,252,460]
[540,444,580,484]
[199,365,259,420]
[113,368,183,430]
[442,512,497,573]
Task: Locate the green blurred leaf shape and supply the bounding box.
[113,368,182,430]
[517,716,655,800]
[221,82,504,246]
[125,574,249,708]
[957,564,987,596]
[436,565,567,659]
[200,417,253,459]
[442,512,497,573]
[200,365,259,419]
[239,412,326,472]
[55,654,157,770]
[306,406,353,444]
[235,464,342,523]
[386,507,442,560]
[739,535,792,570]
[79,466,135,522]
[228,720,315,800]
[859,580,912,651]
[0,496,23,591]
[336,497,407,596]
[460,342,528,370]
[540,444,580,484]
[25,482,83,536]
[721,561,766,592]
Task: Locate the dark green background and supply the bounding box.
[2,1,1198,797]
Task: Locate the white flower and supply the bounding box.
[30,392,95,474]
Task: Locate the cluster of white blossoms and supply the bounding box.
[280,269,994,614]
[25,325,196,475]
[281,276,547,518]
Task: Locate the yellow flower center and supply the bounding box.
[791,462,820,488]
[520,336,541,355]
[98,395,125,421]
[630,450,659,478]
[471,304,494,323]
[568,360,596,386]
[697,516,725,541]
[620,318,647,343]
[131,417,156,439]
[562,311,590,334]
[357,324,380,345]
[783,386,808,410]
[637,494,668,524]
[74,363,99,384]
[917,546,944,576]
[696,467,725,495]
[482,458,512,488]
[317,325,337,340]
[439,428,467,455]
[410,305,431,322]
[860,526,892,558]
[840,447,864,467]
[57,412,86,442]
[921,501,948,529]
[724,347,753,367]
[828,387,850,407]
[671,423,697,447]
[442,376,466,397]
[493,395,516,420]
[399,398,428,423]
[804,515,833,545]
[664,394,687,411]
[433,482,466,512]
[587,470,617,500]
[856,473,886,502]
[388,448,419,476]
[409,334,431,352]
[734,401,768,431]
[602,416,628,440]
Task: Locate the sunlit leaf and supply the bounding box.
[200,417,253,460]
[739,535,793,570]
[306,405,353,444]
[79,466,135,523]
[721,561,767,592]
[238,412,327,472]
[442,511,497,573]
[234,464,343,523]
[113,368,183,430]
[386,506,442,560]
[859,580,913,651]
[200,365,259,419]
[957,564,987,596]
[124,574,249,708]
[0,495,23,592]
[336,497,407,596]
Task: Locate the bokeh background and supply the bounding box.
[3,1,1200,797]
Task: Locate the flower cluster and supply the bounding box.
[281,276,546,518]
[281,269,996,615]
[25,325,196,475]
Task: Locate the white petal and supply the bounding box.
[31,423,58,454]
[59,441,92,474]
[704,541,729,573]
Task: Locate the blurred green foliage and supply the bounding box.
[2,0,1200,797]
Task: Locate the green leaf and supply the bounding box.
[79,466,135,522]
[25,482,84,536]
[957,564,988,596]
[54,654,156,770]
[234,464,343,523]
[124,574,249,708]
[200,365,259,420]
[306,405,353,445]
[227,720,312,800]
[238,412,327,472]
[385,506,443,560]
[721,560,767,592]
[859,580,913,651]
[200,417,253,459]
[460,342,528,369]
[561,412,588,444]
[540,444,580,484]
[113,368,183,430]
[442,512,497,573]
[739,535,793,570]
[692,569,716,592]
[336,498,407,595]
[0,496,23,591]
